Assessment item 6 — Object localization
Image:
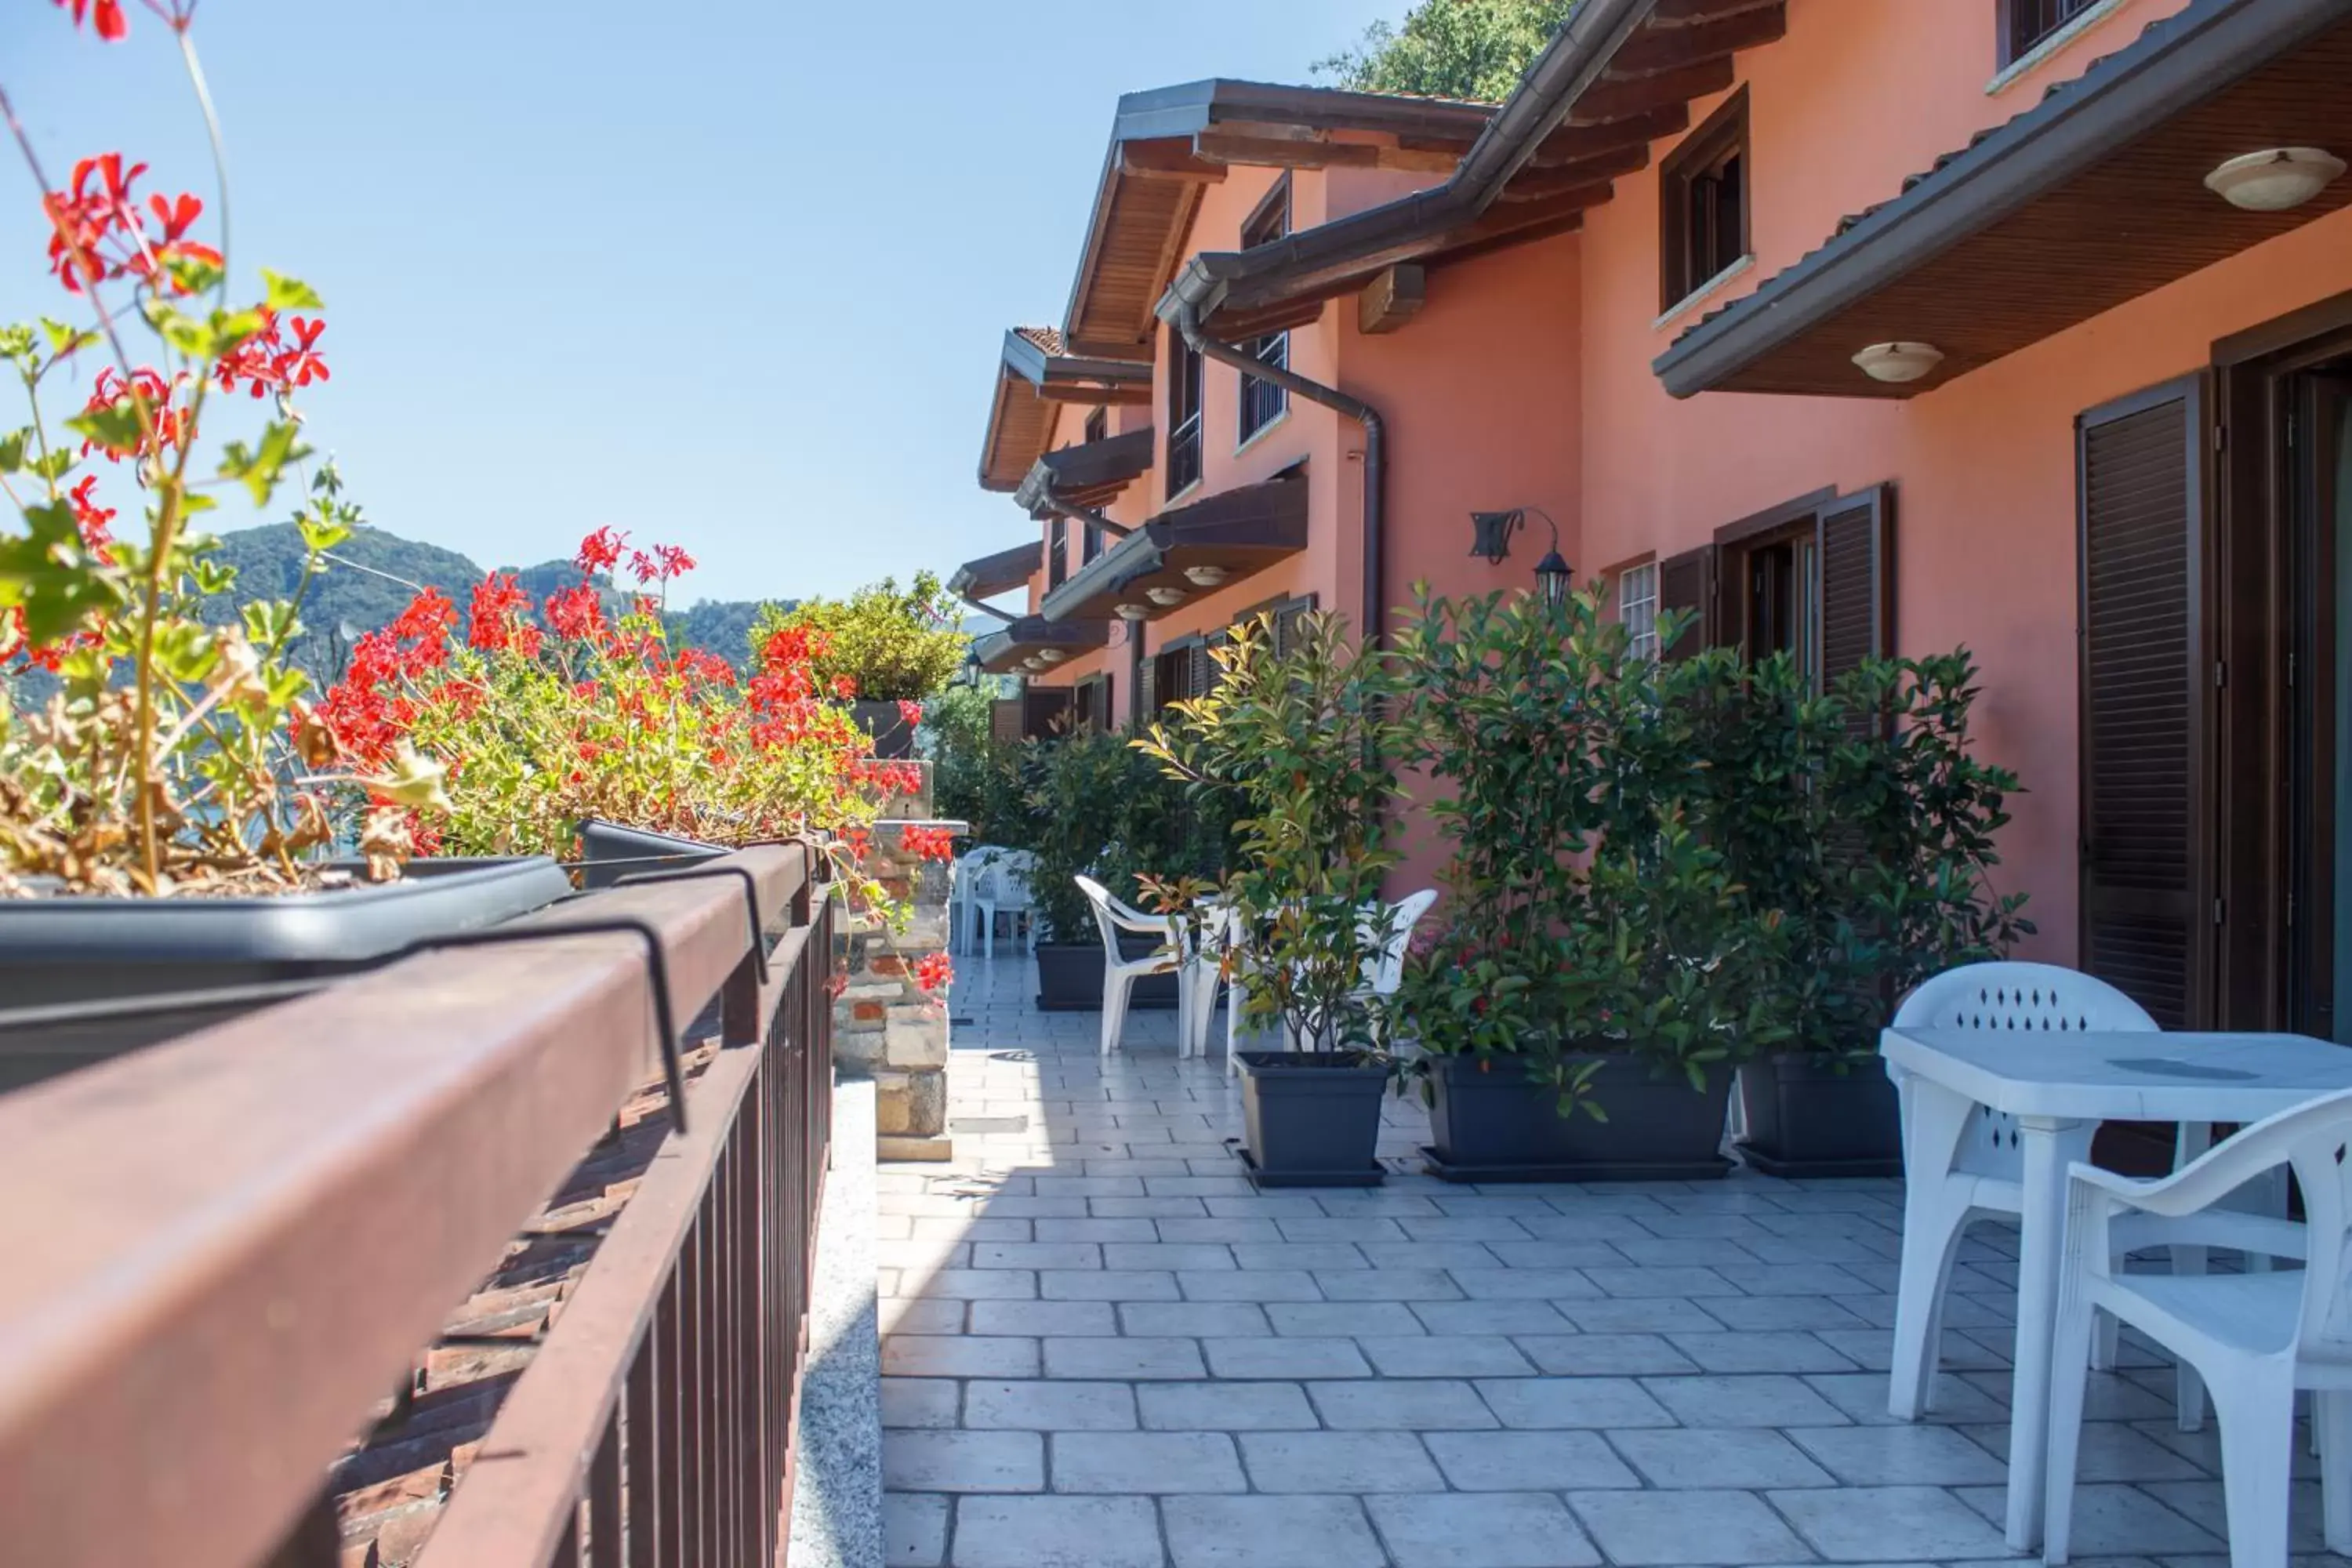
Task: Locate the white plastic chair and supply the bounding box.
[1220,888,1437,1068]
[1076,875,1183,1057]
[949,848,989,955]
[2044,1088,2352,1568]
[974,850,1037,960]
[1886,961,2220,1421]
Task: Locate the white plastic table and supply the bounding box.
[1878,1025,2352,1551]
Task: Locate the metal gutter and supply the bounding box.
[1162,0,1658,323]
[1165,297,1388,643]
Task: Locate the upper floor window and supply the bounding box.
[1660,89,1749,312]
[1084,405,1107,445]
[1239,178,1291,445]
[2002,0,2100,66]
[1617,561,1660,662]
[1047,515,1069,591]
[1167,332,1203,497]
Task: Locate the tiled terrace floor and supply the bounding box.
[877,955,2310,1568]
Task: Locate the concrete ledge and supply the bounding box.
[876,1131,954,1163]
[787,1073,881,1568]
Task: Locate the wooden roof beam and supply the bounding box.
[1566,58,1736,125]
[1035,382,1155,407]
[1610,5,1786,76]
[1647,0,1784,24]
[1192,131,1381,170]
[1496,144,1653,201]
[1120,137,1226,181]
[1525,106,1691,168]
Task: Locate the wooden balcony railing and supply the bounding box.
[0,842,837,1568]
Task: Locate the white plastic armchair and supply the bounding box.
[1075,875,1185,1057]
[975,850,1038,960]
[1886,962,2198,1419]
[2045,1087,2352,1568]
[948,847,989,955]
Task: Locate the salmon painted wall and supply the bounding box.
[1562,0,2351,967]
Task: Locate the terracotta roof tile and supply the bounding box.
[1011,325,1067,357]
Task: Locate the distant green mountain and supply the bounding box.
[199,523,787,684]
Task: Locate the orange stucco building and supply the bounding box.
[960,0,2352,1038]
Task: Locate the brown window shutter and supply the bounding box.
[990,697,1022,746]
[2078,383,2204,1029]
[1023,685,1071,739]
[1137,651,1157,722]
[1656,546,1717,660]
[1816,484,1894,710]
[1189,641,1214,698]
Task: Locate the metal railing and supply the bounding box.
[0,842,836,1568]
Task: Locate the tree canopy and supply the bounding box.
[1316,0,1576,103]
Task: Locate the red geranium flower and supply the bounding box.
[575,526,627,577]
[53,0,129,38]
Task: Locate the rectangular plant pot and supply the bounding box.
[1033,938,1180,1013]
[0,855,571,1094]
[1423,1052,1734,1182]
[850,699,917,759]
[579,818,723,888]
[1734,1053,1904,1178]
[1234,1051,1388,1187]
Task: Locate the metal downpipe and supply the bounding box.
[1171,299,1387,645]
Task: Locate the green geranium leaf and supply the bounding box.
[67,401,145,455]
[0,430,25,474]
[261,269,325,310]
[0,498,120,644]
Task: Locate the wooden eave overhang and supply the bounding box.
[1163,0,1788,343]
[1065,80,1504,359]
[1653,0,2352,400]
[978,328,1152,494]
[1039,472,1309,625]
[949,541,1044,601]
[971,615,1112,675]
[1014,427,1156,517]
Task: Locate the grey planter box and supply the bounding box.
[0,855,570,1094]
[849,699,916,759]
[579,818,723,888]
[1734,1053,1904,1178]
[1033,939,1180,1012]
[1423,1051,1733,1182]
[1234,1051,1388,1187]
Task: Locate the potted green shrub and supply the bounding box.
[752,572,967,758]
[0,18,567,1087]
[1024,729,1199,1011]
[1390,585,1791,1178]
[1726,651,2034,1175]
[1139,611,1415,1186]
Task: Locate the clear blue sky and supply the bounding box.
[2,1,1404,608]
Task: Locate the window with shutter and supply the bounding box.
[1656,546,1717,660]
[1136,652,1156,726]
[989,697,1022,746]
[1022,686,1072,740]
[1815,484,1893,717]
[1270,594,1318,659]
[2078,381,2205,1029]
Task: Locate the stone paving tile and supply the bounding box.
[1304,1377,1498,1429]
[1358,1333,1537,1378]
[1203,1335,1373,1380]
[1237,1431,1447,1492]
[1163,1494,1388,1567]
[1422,1429,1642,1490]
[1608,1426,1839,1488]
[1043,1335,1207,1380]
[882,1490,949,1567]
[882,957,2237,1567]
[962,1378,1138,1432]
[1051,1430,1245,1493]
[880,1377,962,1430]
[1567,1488,1809,1565]
[1367,1491,1602,1567]
[1138,1380,1319,1431]
[966,1298,1115,1337]
[1774,1483,2017,1560]
[881,1430,1044,1493]
[949,1495,1164,1568]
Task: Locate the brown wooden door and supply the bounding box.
[2077,379,2209,1029]
[2287,372,2352,1039]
